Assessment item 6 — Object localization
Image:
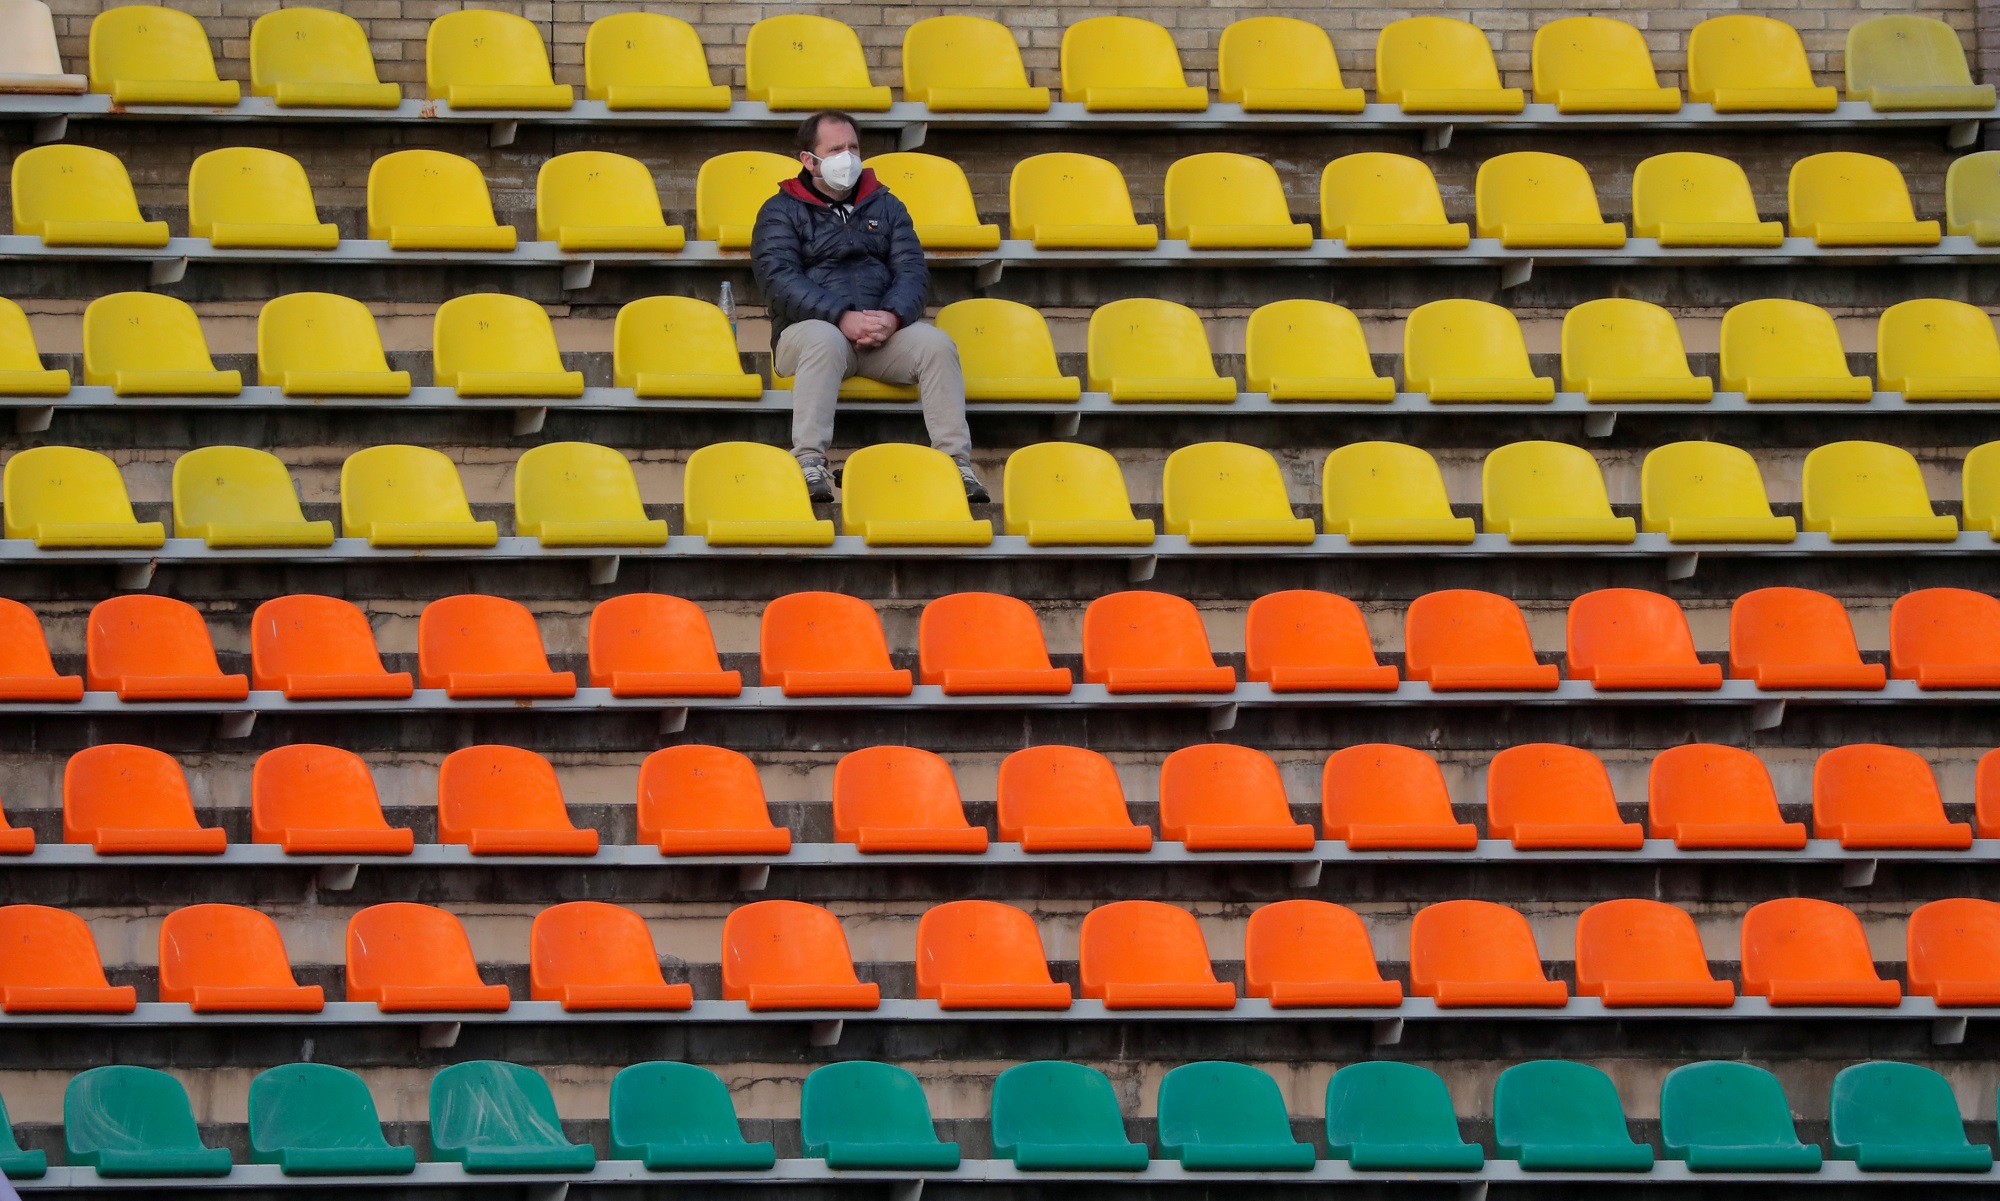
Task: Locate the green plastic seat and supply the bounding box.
[1,1085,48,1179]
[249,1063,418,1176]
[990,1061,1150,1171]
[1660,1062,1824,1172]
[1157,1061,1316,1171]
[429,1061,596,1173]
[64,1065,233,1177]
[800,1061,961,1170]
[609,1062,777,1171]
[1494,1060,1654,1171]
[1831,1062,1993,1172]
[1325,1061,1484,1171]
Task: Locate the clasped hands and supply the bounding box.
[838,309,900,348]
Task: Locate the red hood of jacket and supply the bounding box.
[780,168,883,206]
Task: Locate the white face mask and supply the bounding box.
[814,150,862,191]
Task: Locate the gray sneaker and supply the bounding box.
[956,456,990,504]
[798,454,834,503]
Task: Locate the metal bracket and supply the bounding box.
[587,555,621,585]
[897,122,928,151]
[1499,258,1534,290]
[114,560,156,591]
[809,1019,844,1047]
[1841,858,1878,889]
[15,406,53,434]
[1371,1017,1405,1046]
[419,1021,462,1049]
[215,711,257,740]
[1934,1016,1969,1045]
[1206,703,1239,733]
[1050,412,1081,439]
[889,1181,924,1201]
[489,120,518,147]
[1421,123,1453,151]
[32,114,66,143]
[1665,552,1699,581]
[526,1182,569,1201]
[1288,860,1322,889]
[973,260,1003,289]
[1949,119,1981,149]
[1751,699,1786,730]
[1458,1182,1490,1201]
[316,863,360,892]
[1125,555,1157,582]
[658,707,689,736]
[560,259,595,291]
[1582,411,1617,438]
[512,406,548,436]
[737,864,771,892]
[148,257,189,286]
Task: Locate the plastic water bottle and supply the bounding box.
[719,280,736,335]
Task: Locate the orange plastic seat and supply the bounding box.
[251,743,415,855]
[1081,591,1237,693]
[586,593,742,698]
[1487,744,1644,850]
[997,745,1153,852]
[63,743,226,854]
[722,899,880,1011]
[249,594,414,700]
[85,595,249,701]
[1889,587,2000,689]
[637,744,792,855]
[530,900,693,1011]
[1906,897,2000,1006]
[1243,899,1403,1008]
[917,592,1072,695]
[1403,589,1560,691]
[915,899,1072,1009]
[1740,898,1902,1006]
[1729,587,1887,690]
[832,745,988,853]
[436,745,601,856]
[1321,744,1477,849]
[1574,898,1736,1007]
[1981,749,2000,840]
[1243,590,1399,692]
[1409,899,1569,1008]
[1158,743,1315,851]
[345,903,512,1012]
[158,903,324,1012]
[760,591,913,697]
[0,598,82,701]
[1813,743,1972,849]
[418,595,577,699]
[1079,901,1236,1009]
[1565,588,1724,690]
[0,905,137,1013]
[0,801,30,853]
[1647,744,1807,849]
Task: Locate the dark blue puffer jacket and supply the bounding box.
[750,168,930,345]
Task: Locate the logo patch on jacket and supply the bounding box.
[866,219,880,231]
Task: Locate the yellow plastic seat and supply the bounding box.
[1789,152,1941,247]
[1966,442,2000,536]
[257,292,413,398]
[1688,15,1838,112]
[612,296,763,400]
[1375,17,1524,114]
[514,442,668,548]
[745,15,890,111]
[1878,298,2000,401]
[1009,153,1160,250]
[1061,16,1207,112]
[1087,299,1239,404]
[1321,442,1476,544]
[0,297,70,396]
[172,446,334,548]
[1002,442,1155,546]
[1531,16,1679,113]
[696,151,798,249]
[1629,152,1785,248]
[0,0,85,94]
[88,5,240,105]
[1719,299,1874,402]
[341,445,497,548]
[1846,15,1995,111]
[1801,441,1958,542]
[186,147,338,250]
[1403,299,1555,403]
[1560,298,1713,403]
[1947,152,2000,245]
[1245,299,1395,402]
[3,446,164,548]
[683,441,835,547]
[1475,152,1627,249]
[840,444,993,546]
[366,150,518,252]
[863,153,999,250]
[1483,441,1636,544]
[1641,441,1797,543]
[426,10,572,110]
[248,8,400,108]
[583,12,730,111]
[1164,153,1313,250]
[1163,442,1315,544]
[433,295,585,399]
[933,299,1081,402]
[1319,153,1470,249]
[1217,16,1364,113]
[535,151,686,252]
[82,292,241,396]
[11,144,169,247]
[901,16,1049,113]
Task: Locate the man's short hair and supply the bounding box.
[796,110,858,153]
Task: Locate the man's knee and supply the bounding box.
[781,320,849,370]
[893,321,959,367]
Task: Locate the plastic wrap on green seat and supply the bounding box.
[429,1061,596,1174]
[64,1066,233,1178]
[991,1061,1150,1171]
[249,1063,417,1176]
[1495,1060,1654,1171]
[801,1062,961,1171]
[1831,1062,1994,1172]
[1158,1061,1317,1172]
[1326,1061,1486,1171]
[1661,1061,1824,1172]
[610,1062,777,1172]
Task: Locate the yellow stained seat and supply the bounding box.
[171,445,334,548]
[1946,151,2000,245]
[1688,15,1837,112]
[1162,442,1315,545]
[1244,299,1395,402]
[1375,17,1524,114]
[1965,442,2000,536]
[0,0,85,94]
[584,13,730,111]
[1319,153,1470,249]
[258,292,412,398]
[1321,442,1475,544]
[88,5,239,105]
[1719,299,1874,402]
[0,297,70,396]
[366,150,518,251]
[696,151,798,249]
[1164,153,1313,249]
[514,441,668,548]
[1475,152,1626,249]
[1061,15,1207,112]
[11,144,169,247]
[902,16,1049,113]
[1560,298,1713,403]
[1629,152,1785,248]
[1008,153,1159,250]
[1482,440,1636,544]
[340,445,497,547]
[1087,298,1239,404]
[426,10,572,110]
[187,147,339,250]
[1878,298,2000,401]
[1801,440,1959,542]
[249,8,400,108]
[840,443,993,546]
[1216,16,1364,113]
[612,296,763,400]
[745,15,890,111]
[1788,152,1941,247]
[1531,16,1679,113]
[1641,441,1798,543]
[683,441,835,547]
[3,446,163,547]
[1002,442,1155,546]
[1845,15,1994,111]
[433,294,585,399]
[82,292,241,397]
[864,153,999,250]
[1403,299,1555,403]
[536,151,686,252]
[933,299,1081,403]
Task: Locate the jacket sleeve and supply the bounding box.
[875,194,931,328]
[750,195,852,327]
